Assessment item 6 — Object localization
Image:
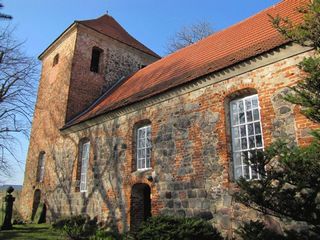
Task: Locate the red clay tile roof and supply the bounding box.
[64,0,307,128]
[78,15,160,58]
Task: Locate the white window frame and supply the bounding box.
[80,141,90,192]
[37,152,45,182]
[230,94,264,180]
[136,125,152,171]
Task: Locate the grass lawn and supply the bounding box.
[0,224,62,240]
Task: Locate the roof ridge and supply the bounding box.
[64,0,307,129]
[170,0,288,55]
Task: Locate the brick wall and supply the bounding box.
[20,24,159,222]
[66,24,159,122]
[20,46,319,239]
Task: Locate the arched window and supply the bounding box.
[90,47,103,73]
[230,94,264,180]
[134,122,152,171]
[36,152,45,182]
[77,138,90,192]
[52,53,59,67]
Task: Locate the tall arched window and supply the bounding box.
[77,139,90,192]
[136,125,152,170]
[36,152,46,182]
[230,94,264,180]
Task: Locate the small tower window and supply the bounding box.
[53,54,59,67]
[90,47,103,73]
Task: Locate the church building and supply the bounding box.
[20,0,318,236]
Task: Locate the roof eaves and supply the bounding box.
[61,73,133,130]
[38,22,78,60]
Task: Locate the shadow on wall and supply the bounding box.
[34,113,130,234]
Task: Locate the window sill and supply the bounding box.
[132,168,152,177]
[137,168,152,172]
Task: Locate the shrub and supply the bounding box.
[89,229,116,240]
[135,215,222,240]
[235,220,320,240]
[235,220,283,240]
[89,229,135,240]
[52,215,98,240]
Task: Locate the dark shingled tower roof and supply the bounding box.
[77,14,160,58]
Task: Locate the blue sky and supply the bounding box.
[1,0,281,185]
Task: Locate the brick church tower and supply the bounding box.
[20,15,160,220]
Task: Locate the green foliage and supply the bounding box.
[89,229,133,240]
[270,0,320,123]
[134,215,222,240]
[270,0,320,49]
[0,224,61,240]
[235,139,320,233]
[89,229,117,240]
[52,215,98,240]
[235,220,283,240]
[236,220,320,240]
[236,1,320,238]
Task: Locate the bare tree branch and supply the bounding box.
[165,20,214,54]
[0,2,12,20]
[0,26,38,178]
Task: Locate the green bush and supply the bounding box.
[52,215,98,240]
[235,220,320,240]
[235,220,283,240]
[134,215,222,240]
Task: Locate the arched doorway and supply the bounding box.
[31,189,46,223]
[130,183,151,231]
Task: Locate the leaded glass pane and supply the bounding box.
[252,97,258,108]
[253,109,260,121]
[239,101,244,112]
[248,123,254,136]
[230,94,264,180]
[249,136,255,149]
[241,138,247,150]
[240,125,246,137]
[239,112,245,124]
[246,110,253,122]
[245,99,252,110]
[254,122,261,134]
[256,135,262,147]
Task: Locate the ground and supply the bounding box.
[0,224,61,240]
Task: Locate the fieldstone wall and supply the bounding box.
[20,22,320,239]
[271,87,297,145]
[21,48,319,239]
[20,23,159,223]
